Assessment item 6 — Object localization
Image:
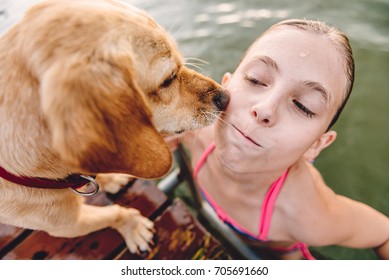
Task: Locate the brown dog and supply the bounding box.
[0,0,229,254]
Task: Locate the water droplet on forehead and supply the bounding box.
[299,51,310,57]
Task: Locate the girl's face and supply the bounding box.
[215,27,347,174]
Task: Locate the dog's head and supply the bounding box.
[19,0,229,178]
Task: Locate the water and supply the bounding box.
[1,0,388,259]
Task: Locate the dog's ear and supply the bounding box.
[39,57,172,179]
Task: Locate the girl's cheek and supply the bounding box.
[225,96,241,113]
[226,85,251,113]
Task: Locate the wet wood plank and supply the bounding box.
[0,224,31,254]
[0,179,230,260]
[117,199,231,260]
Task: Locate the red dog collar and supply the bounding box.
[0,165,99,196]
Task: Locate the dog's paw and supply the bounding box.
[116,208,154,254]
[95,173,135,194]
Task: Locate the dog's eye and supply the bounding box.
[160,73,177,88]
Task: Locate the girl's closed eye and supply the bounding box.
[244,74,267,87]
[293,99,316,118]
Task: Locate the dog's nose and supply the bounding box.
[213,90,230,111]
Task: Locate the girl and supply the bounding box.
[171,19,389,259]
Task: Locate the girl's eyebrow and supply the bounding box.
[301,80,330,106]
[254,55,279,72]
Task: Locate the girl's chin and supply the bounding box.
[216,147,253,173]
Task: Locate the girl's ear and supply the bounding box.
[221,72,232,86]
[303,130,337,161]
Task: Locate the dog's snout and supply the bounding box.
[213,90,230,111]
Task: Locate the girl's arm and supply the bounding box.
[291,162,389,259]
[312,192,389,259]
[332,195,389,259]
[375,238,389,259]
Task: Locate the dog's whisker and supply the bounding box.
[194,131,199,150]
[169,24,183,38]
[185,57,209,65]
[168,23,175,33]
[203,112,224,133]
[200,109,211,123]
[201,110,235,130]
[184,61,204,67]
[185,58,209,70]
[184,62,204,71]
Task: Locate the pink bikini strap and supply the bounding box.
[194,142,215,179]
[258,169,289,240]
[193,141,258,236]
[194,141,291,243]
[270,242,316,260]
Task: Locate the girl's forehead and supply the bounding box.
[247,27,336,61]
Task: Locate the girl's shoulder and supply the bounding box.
[287,159,332,195]
[276,160,340,244]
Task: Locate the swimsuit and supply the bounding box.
[194,142,315,260]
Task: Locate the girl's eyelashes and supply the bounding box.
[244,74,267,87]
[293,100,316,118]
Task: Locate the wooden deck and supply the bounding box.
[0,179,231,260]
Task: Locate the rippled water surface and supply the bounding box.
[1,0,388,259]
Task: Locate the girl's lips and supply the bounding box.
[232,124,262,147]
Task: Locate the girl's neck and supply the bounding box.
[210,149,285,193]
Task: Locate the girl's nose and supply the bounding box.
[250,97,278,127]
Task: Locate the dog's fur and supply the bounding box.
[0,0,229,253]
